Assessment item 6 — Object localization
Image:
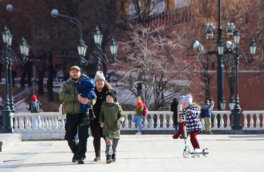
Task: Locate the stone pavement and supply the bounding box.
[0,134,263,172]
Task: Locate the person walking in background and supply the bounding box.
[28,95,42,130]
[131,96,145,135]
[202,99,214,134]
[172,98,184,139]
[181,94,202,154]
[99,89,124,163]
[59,65,96,164]
[29,95,42,113]
[91,71,112,162]
[171,98,179,131]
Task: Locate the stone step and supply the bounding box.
[0,133,21,152]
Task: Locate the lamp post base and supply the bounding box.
[232,107,242,130]
[1,110,12,133]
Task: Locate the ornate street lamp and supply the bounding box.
[226,23,236,36]
[193,40,204,53]
[94,26,103,46]
[110,38,119,58]
[193,0,257,118]
[77,39,88,65]
[233,30,240,44]
[226,41,235,51]
[20,37,30,62]
[231,34,256,130]
[20,37,29,56]
[250,39,257,55]
[229,99,235,110]
[1,26,12,132]
[77,39,87,57]
[220,101,226,111]
[51,9,119,73]
[7,3,37,94]
[2,26,10,44]
[217,40,225,55]
[205,23,215,39]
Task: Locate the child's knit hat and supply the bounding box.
[181,94,192,105]
[106,89,116,100]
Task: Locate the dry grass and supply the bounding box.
[0,84,25,98]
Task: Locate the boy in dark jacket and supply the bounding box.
[76,74,96,126]
[99,89,124,163]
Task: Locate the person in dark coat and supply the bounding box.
[91,71,112,162]
[171,98,179,131]
[29,95,42,113]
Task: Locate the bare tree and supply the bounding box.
[115,24,189,110]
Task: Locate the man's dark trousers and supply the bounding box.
[65,113,89,160]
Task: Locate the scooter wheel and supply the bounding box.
[202,148,209,157]
[183,149,189,158]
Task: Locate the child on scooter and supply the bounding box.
[181,94,202,153]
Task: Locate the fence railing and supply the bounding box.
[242,111,264,130]
[9,110,264,140]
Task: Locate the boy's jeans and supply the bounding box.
[132,116,144,130]
[105,138,119,156]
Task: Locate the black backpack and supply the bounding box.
[31,101,39,113]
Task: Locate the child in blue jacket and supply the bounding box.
[77,74,96,126]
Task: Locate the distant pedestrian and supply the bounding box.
[59,65,96,164]
[172,98,185,139]
[29,95,42,113]
[99,89,124,163]
[171,98,180,131]
[28,95,42,130]
[131,96,145,135]
[202,99,214,134]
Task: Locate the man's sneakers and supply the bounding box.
[72,156,85,164]
[77,158,85,164]
[135,132,142,135]
[72,156,77,163]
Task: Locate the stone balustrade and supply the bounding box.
[9,110,264,140]
[242,111,264,130]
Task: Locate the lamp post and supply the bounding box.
[7,4,36,94]
[230,36,256,130]
[193,0,257,129]
[193,0,227,110]
[51,9,118,73]
[1,26,12,132]
[0,25,30,132]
